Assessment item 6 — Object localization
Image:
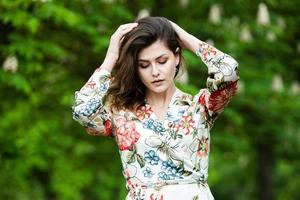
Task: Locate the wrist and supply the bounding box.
[182,34,203,54]
[101,54,118,73]
[105,52,118,62]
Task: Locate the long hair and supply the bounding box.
[107,16,183,112]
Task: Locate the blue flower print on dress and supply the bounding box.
[162,160,177,171]
[79,97,101,117]
[72,111,80,120]
[177,108,185,118]
[144,150,159,165]
[143,118,166,134]
[158,171,170,180]
[143,167,154,178]
[166,108,186,123]
[166,111,179,123]
[160,160,184,180]
[99,82,109,93]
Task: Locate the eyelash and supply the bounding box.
[139,60,167,68]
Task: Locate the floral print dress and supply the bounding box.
[72,42,240,200]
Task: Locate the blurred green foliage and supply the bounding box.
[0,0,299,200]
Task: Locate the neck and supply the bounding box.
[145,84,176,107]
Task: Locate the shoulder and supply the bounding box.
[173,88,194,107]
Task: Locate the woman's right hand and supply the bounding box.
[101,23,138,72]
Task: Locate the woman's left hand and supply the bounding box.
[169,20,190,48]
[169,20,202,54]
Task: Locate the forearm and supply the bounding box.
[180,33,205,54]
[72,68,113,136]
[100,53,118,73]
[180,31,239,89]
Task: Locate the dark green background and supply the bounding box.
[1,0,299,199]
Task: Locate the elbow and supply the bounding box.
[71,103,87,124]
[226,58,240,82]
[72,109,80,122]
[72,107,85,126]
[234,61,240,81]
[224,54,239,73]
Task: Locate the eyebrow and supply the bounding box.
[138,54,168,62]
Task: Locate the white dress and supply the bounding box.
[72,41,240,200]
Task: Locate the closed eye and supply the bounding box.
[139,64,149,69]
[158,60,167,64]
[138,57,168,68]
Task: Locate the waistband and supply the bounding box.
[130,179,208,192]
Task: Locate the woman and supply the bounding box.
[72,17,239,200]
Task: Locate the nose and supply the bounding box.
[151,64,160,77]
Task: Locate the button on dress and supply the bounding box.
[72,42,240,200]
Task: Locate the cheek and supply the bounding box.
[166,62,177,76]
[137,69,148,83]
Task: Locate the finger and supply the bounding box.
[112,23,138,44]
[118,23,138,41]
[118,23,138,31]
[121,25,137,33]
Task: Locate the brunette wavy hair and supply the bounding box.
[107,16,183,112]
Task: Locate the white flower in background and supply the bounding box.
[179,0,189,8]
[102,0,115,3]
[257,3,270,26]
[32,0,52,2]
[267,31,276,42]
[272,74,283,93]
[205,39,214,46]
[136,9,150,20]
[290,81,299,95]
[238,155,249,168]
[175,67,189,84]
[231,16,240,27]
[276,17,286,30]
[2,55,18,73]
[97,23,107,33]
[240,25,253,43]
[209,4,222,24]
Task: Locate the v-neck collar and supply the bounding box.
[144,87,179,124]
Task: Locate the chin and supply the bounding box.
[148,84,170,94]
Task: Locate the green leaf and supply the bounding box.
[192,195,199,200]
[126,151,136,164]
[136,154,145,168]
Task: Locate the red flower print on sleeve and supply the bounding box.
[103,119,112,136]
[85,127,101,136]
[115,117,140,151]
[198,92,206,107]
[84,119,113,137]
[84,80,96,89]
[208,81,238,113]
[198,43,218,61]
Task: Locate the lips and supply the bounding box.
[152,79,164,83]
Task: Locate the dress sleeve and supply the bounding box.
[72,67,113,137]
[194,42,240,127]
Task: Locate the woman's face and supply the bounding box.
[137,40,179,94]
